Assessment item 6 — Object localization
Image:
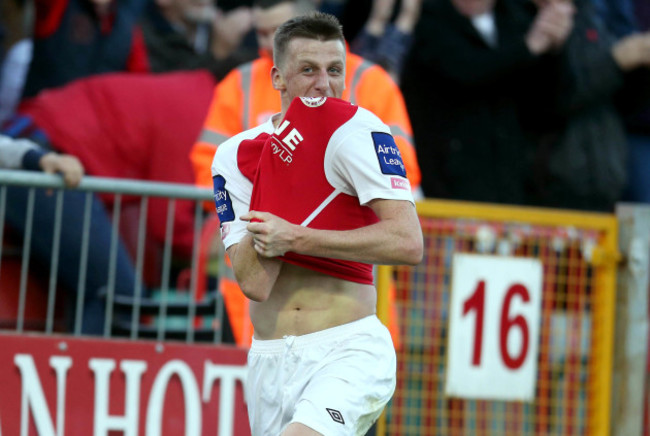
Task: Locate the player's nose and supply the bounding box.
[313,69,330,90]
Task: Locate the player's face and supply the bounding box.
[273,38,346,101]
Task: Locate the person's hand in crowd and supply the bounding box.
[212,6,253,60]
[39,152,84,188]
[612,32,650,71]
[526,0,575,55]
[395,0,423,33]
[366,0,396,36]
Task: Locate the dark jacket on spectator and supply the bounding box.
[401,0,552,205]
[140,2,255,81]
[24,0,149,98]
[531,0,629,211]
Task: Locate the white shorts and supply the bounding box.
[245,315,396,436]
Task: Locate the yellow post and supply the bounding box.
[590,217,618,436]
[375,265,392,436]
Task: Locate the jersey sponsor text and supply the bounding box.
[212,175,235,223]
[272,119,304,164]
[372,132,407,177]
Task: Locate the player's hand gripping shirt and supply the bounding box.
[212,97,414,284]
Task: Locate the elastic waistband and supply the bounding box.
[250,315,380,354]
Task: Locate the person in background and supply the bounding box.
[528,0,650,210]
[140,0,257,79]
[350,0,423,81]
[0,40,32,125]
[0,133,140,335]
[0,0,32,124]
[590,0,650,205]
[22,0,149,98]
[621,0,650,204]
[400,0,574,205]
[590,0,637,38]
[211,12,422,434]
[0,133,83,186]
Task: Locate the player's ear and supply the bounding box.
[271,66,285,91]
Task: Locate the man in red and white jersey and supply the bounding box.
[211,12,423,436]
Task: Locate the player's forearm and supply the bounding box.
[292,207,423,266]
[228,235,281,302]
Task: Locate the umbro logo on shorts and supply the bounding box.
[326,408,345,425]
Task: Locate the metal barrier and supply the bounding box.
[0,169,224,342]
[4,170,648,436]
[0,170,253,435]
[380,199,619,436]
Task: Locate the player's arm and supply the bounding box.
[212,144,280,303]
[216,182,282,302]
[243,198,422,265]
[226,236,282,302]
[356,66,422,191]
[243,115,423,265]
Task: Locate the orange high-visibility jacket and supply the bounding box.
[191,52,417,348]
[190,52,421,191]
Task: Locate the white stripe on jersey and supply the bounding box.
[300,188,342,227]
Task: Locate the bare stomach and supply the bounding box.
[250,263,377,340]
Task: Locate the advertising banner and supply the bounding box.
[0,333,251,435]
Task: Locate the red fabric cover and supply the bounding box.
[19,70,216,254]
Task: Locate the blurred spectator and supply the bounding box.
[0,0,32,124]
[0,133,139,335]
[140,0,257,79]
[350,0,422,81]
[317,0,348,18]
[591,0,637,38]
[621,0,650,204]
[0,16,5,63]
[593,0,650,204]
[211,3,256,61]
[529,0,650,211]
[0,0,29,56]
[0,40,32,125]
[22,0,149,99]
[2,70,216,334]
[401,0,574,205]
[190,0,422,197]
[0,134,83,187]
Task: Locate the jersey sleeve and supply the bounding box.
[325,109,415,206]
[355,63,422,191]
[211,143,252,249]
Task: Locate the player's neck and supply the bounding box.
[272,112,285,129]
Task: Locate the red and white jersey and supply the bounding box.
[212,97,413,284]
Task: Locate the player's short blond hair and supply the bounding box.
[273,11,345,69]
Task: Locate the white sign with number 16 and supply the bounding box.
[445,253,543,402]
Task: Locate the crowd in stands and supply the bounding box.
[0,0,649,336]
